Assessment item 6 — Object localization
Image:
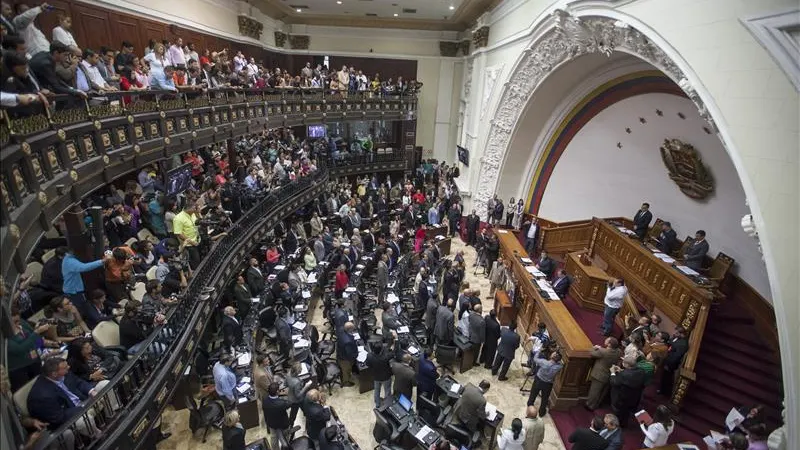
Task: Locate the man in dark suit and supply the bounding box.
[481,310,501,369]
[599,414,624,450]
[655,221,678,254]
[609,356,646,427]
[363,230,376,253]
[434,299,455,345]
[466,210,480,246]
[376,254,388,304]
[633,203,653,240]
[417,277,430,311]
[262,382,292,450]
[233,275,252,320]
[303,390,331,449]
[221,306,244,350]
[275,307,293,359]
[404,205,416,229]
[336,322,358,387]
[568,416,609,450]
[586,337,622,410]
[659,326,689,397]
[425,295,440,346]
[468,304,486,358]
[319,426,344,450]
[284,226,299,254]
[245,257,265,295]
[551,269,571,299]
[536,250,556,279]
[452,380,490,433]
[683,230,709,271]
[391,354,417,399]
[28,358,98,430]
[492,321,521,381]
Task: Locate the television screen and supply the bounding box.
[457,145,469,166]
[166,163,193,196]
[307,124,327,138]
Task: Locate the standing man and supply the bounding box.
[233,275,252,320]
[427,203,439,226]
[61,249,106,315]
[246,257,265,295]
[336,322,358,387]
[303,390,331,450]
[526,351,563,417]
[390,354,417,400]
[522,406,545,450]
[633,203,652,240]
[658,326,689,397]
[467,304,486,361]
[365,342,392,408]
[567,416,608,450]
[488,258,507,298]
[655,221,678,254]
[492,321,521,381]
[213,354,238,406]
[585,337,622,410]
[173,202,201,269]
[609,356,646,427]
[452,380,490,433]
[523,217,540,257]
[262,382,292,450]
[481,309,501,369]
[683,230,709,271]
[285,363,313,426]
[466,210,480,246]
[601,278,627,337]
[434,299,455,346]
[376,253,389,304]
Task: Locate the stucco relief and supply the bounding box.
[472,9,717,220]
[480,64,505,119]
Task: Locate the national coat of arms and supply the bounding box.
[660,138,714,200]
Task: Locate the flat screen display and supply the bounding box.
[307,124,327,138]
[166,163,193,196]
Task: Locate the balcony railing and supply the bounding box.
[0,88,417,285]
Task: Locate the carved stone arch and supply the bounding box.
[472,9,715,220]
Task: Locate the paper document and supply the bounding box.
[240,376,251,384]
[349,315,355,322]
[238,397,248,404]
[356,264,365,270]
[292,334,302,341]
[434,235,445,241]
[653,253,676,264]
[414,425,433,442]
[536,280,551,289]
[345,287,357,293]
[293,339,310,348]
[635,409,653,425]
[356,352,368,363]
[236,353,251,366]
[677,445,700,450]
[251,297,261,303]
[292,321,307,331]
[302,290,311,299]
[676,265,700,276]
[293,303,304,311]
[485,403,498,421]
[352,333,361,340]
[299,363,309,376]
[710,430,727,443]
[398,326,410,333]
[357,346,366,353]
[307,273,318,283]
[520,257,533,264]
[725,407,746,430]
[702,436,717,450]
[525,266,545,277]
[387,293,400,304]
[408,345,419,355]
[274,265,285,271]
[236,383,251,394]
[184,365,192,375]
[450,383,461,393]
[497,229,508,234]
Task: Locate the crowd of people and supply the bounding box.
[0,3,422,118]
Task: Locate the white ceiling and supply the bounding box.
[281,0,467,20]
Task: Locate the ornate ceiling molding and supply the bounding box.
[472,9,717,221]
[740,7,800,92]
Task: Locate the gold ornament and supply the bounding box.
[21,142,31,155]
[69,170,78,181]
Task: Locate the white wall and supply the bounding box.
[539,93,770,296]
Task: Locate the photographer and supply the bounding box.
[104,246,135,303]
[155,252,188,297]
[173,202,201,269]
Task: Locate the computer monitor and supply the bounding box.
[398,393,412,411]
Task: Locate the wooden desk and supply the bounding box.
[495,231,594,409]
[436,237,452,256]
[493,290,517,326]
[426,224,447,240]
[238,397,260,429]
[565,252,609,312]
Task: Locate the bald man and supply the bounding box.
[522,406,545,450]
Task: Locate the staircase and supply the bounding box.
[678,295,783,436]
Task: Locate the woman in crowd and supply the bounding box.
[67,337,122,382]
[334,265,349,299]
[389,216,401,238]
[640,405,675,448]
[163,198,179,238]
[512,199,525,231]
[505,197,516,228]
[143,42,171,81]
[46,296,89,344]
[118,58,145,105]
[132,56,150,89]
[310,211,324,237]
[414,224,427,253]
[497,418,526,450]
[148,193,167,237]
[7,306,56,390]
[123,193,142,236]
[303,247,317,274]
[221,410,246,450]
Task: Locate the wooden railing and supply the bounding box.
[674,302,710,408]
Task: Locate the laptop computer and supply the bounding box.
[388,393,413,421]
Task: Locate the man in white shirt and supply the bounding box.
[167,37,185,67]
[79,49,116,92]
[602,278,627,336]
[51,13,80,55]
[301,62,313,79]
[524,217,539,256]
[356,70,368,91]
[233,51,246,73]
[13,3,51,57]
[246,57,258,77]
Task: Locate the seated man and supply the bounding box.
[551,269,571,299]
[655,221,677,254]
[28,357,101,433]
[452,380,490,433]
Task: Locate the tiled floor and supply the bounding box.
[158,237,567,450]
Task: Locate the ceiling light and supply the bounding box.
[449,5,455,10]
[336,1,342,4]
[393,13,398,17]
[296,8,302,12]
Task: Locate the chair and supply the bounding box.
[417,393,451,427]
[146,266,158,281]
[41,249,55,263]
[125,237,138,247]
[310,325,335,360]
[372,408,407,445]
[672,235,695,259]
[704,252,735,285]
[185,395,225,443]
[130,282,146,302]
[137,228,159,244]
[314,355,342,395]
[93,320,121,347]
[435,344,458,374]
[646,218,665,243]
[444,421,481,449]
[12,376,37,417]
[289,435,313,450]
[25,261,43,286]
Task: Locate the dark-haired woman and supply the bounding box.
[640,404,674,447]
[67,337,122,382]
[497,418,525,450]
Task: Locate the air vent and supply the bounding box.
[365,13,378,16]
[402,8,416,14]
[289,4,309,9]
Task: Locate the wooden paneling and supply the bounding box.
[109,12,141,51]
[722,275,779,356]
[71,4,113,52]
[496,231,594,408]
[329,56,418,80]
[565,252,609,312]
[541,222,593,255]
